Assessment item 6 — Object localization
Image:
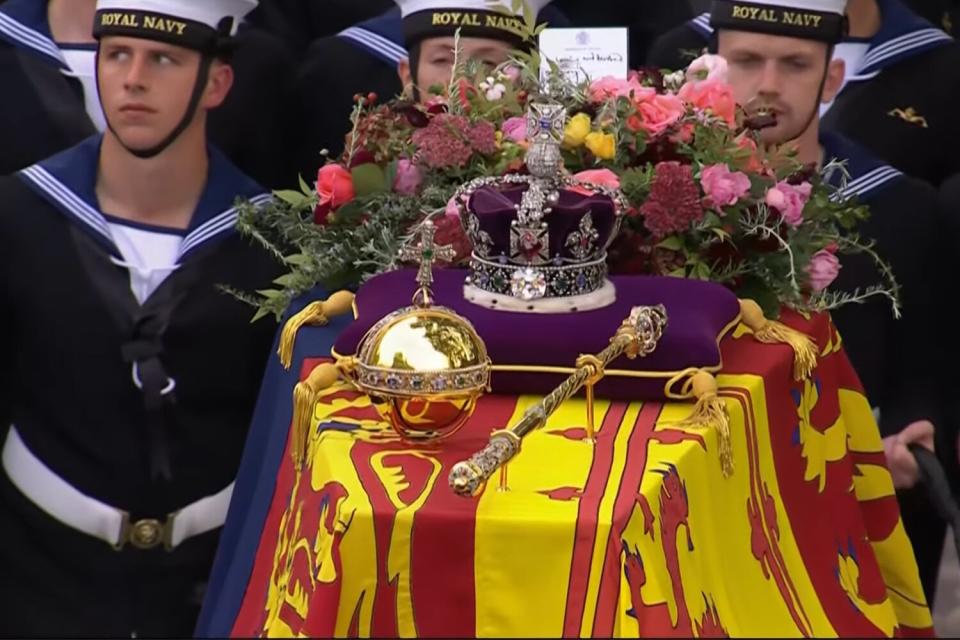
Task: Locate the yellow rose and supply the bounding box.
[563,113,593,148]
[585,131,617,160]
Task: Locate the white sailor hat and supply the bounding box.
[93,0,258,51]
[395,0,553,48]
[710,0,848,42]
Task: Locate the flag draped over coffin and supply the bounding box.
[196,301,932,638]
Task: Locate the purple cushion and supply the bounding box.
[334,269,741,401]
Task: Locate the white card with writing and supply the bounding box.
[538,27,629,85]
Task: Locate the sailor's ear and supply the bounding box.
[821,58,845,104]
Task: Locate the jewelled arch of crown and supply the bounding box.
[455,101,628,303]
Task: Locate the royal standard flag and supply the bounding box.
[197,299,933,638]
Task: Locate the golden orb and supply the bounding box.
[351,305,491,441]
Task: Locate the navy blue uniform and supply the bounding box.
[0,136,281,637]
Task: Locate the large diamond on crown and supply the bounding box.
[510,267,548,300]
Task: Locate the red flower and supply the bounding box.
[347,149,376,168]
[314,163,355,225]
[430,213,472,265]
[455,78,477,111]
[396,103,430,128]
[639,162,704,238]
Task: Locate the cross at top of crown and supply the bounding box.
[526,102,567,145]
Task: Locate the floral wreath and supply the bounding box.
[230,17,897,323]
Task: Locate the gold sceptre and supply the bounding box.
[449,305,668,497]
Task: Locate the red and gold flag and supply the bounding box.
[227,311,932,638]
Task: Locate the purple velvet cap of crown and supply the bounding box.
[334,269,741,401]
[467,184,619,259]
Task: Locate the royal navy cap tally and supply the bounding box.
[93,0,258,51]
[710,0,848,43]
[396,0,553,48]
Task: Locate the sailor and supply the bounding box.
[711,0,947,601]
[0,0,282,636]
[292,0,568,177]
[648,0,960,186]
[0,0,298,187]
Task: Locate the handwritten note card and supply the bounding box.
[538,27,629,85]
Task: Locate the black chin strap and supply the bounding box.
[780,49,834,143]
[96,48,214,159]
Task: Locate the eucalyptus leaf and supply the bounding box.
[273,273,302,288]
[657,236,684,251]
[274,190,308,207]
[283,253,315,267]
[298,174,314,196]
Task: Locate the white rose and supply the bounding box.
[686,54,729,84]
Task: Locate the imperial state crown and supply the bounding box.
[454,102,629,313]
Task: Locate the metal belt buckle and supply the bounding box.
[116,511,176,551]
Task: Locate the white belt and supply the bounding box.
[2,427,234,551]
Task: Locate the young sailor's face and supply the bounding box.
[97,36,205,148]
[719,31,841,145]
[403,36,513,97]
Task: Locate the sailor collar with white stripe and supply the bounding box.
[0,0,67,68]
[847,0,953,80]
[821,130,903,201]
[337,8,407,65]
[16,134,271,261]
[693,0,953,78]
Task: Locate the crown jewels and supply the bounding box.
[454,102,627,312]
[345,220,492,441]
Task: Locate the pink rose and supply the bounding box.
[686,54,729,84]
[765,181,812,227]
[502,64,521,83]
[392,158,423,196]
[672,122,696,144]
[501,116,527,143]
[634,93,686,136]
[589,76,655,103]
[570,168,621,195]
[678,79,737,127]
[807,249,841,292]
[700,164,751,209]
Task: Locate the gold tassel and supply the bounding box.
[739,299,818,381]
[671,371,734,477]
[277,290,356,370]
[290,363,342,470]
